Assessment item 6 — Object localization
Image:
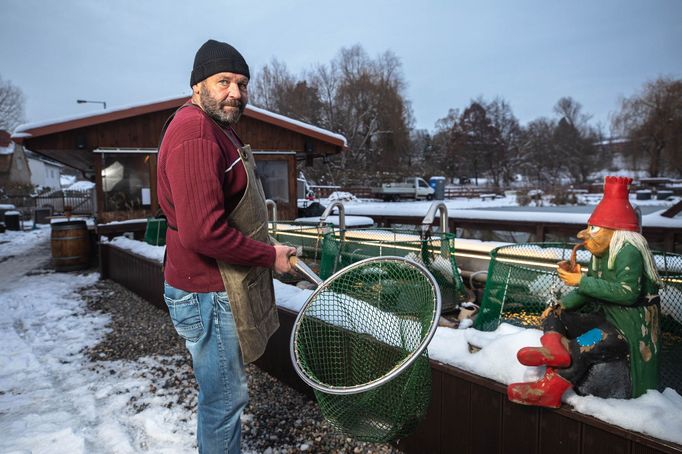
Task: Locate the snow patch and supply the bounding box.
[106,236,165,263]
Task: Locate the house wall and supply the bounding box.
[0,143,32,187]
[28,158,61,189]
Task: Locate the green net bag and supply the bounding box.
[291,256,441,442]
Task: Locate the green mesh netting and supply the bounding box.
[269,223,330,285]
[292,257,440,443]
[270,222,330,257]
[474,242,682,394]
[317,228,470,314]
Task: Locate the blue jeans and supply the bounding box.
[164,282,249,454]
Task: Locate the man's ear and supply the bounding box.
[192,83,201,96]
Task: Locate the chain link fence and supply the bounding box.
[271,224,472,315]
[317,228,471,314]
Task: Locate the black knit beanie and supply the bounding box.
[190,39,250,86]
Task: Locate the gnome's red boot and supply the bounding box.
[507,368,572,408]
[517,332,571,367]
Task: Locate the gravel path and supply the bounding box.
[80,278,402,453]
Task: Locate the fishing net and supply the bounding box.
[291,256,441,443]
[318,228,470,314]
[474,242,682,393]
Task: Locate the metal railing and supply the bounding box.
[2,190,94,216]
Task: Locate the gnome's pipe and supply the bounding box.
[558,242,585,273]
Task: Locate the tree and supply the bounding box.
[251,60,323,125]
[408,129,432,172]
[328,46,412,182]
[612,77,682,177]
[481,97,524,186]
[250,58,295,112]
[447,102,505,187]
[554,96,591,128]
[0,75,25,132]
[520,118,560,186]
[551,97,604,184]
[252,45,413,184]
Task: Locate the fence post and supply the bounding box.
[535,224,545,242]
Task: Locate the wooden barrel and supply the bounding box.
[51,220,91,271]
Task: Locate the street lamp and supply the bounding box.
[77,99,107,109]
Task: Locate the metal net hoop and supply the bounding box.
[290,256,441,395]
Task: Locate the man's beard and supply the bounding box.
[199,85,246,125]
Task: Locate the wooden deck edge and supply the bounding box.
[428,359,682,454]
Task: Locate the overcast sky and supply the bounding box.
[2,0,681,133]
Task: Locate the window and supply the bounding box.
[256,159,289,204]
[101,153,152,212]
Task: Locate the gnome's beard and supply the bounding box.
[608,231,661,283]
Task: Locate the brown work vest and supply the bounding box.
[160,104,278,364]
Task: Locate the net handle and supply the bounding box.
[271,235,324,286]
[289,255,323,286]
[289,255,442,395]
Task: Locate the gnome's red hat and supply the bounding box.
[588,176,639,231]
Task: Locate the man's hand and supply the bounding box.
[557,264,582,287]
[273,245,298,274]
[541,304,562,320]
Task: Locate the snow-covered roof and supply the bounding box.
[245,104,347,146]
[0,143,14,155]
[13,94,188,134]
[25,151,65,168]
[13,95,347,148]
[60,174,77,187]
[67,180,96,191]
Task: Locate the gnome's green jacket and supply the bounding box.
[561,243,660,397]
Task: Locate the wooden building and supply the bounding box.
[12,97,347,222]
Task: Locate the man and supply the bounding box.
[157,39,297,453]
[507,176,661,408]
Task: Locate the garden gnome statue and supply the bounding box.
[507,176,661,408]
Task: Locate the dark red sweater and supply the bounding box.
[157,103,275,292]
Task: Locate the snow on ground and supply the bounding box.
[0,234,202,453]
[0,224,51,260]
